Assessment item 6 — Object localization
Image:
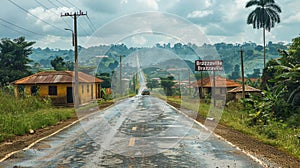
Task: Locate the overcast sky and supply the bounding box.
[0,0,299,49]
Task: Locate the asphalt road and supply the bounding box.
[0,95,263,168]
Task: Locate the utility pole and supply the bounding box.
[119,55,124,96]
[240,48,245,99]
[61,11,87,108]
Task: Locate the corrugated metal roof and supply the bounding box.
[13,71,103,85]
[190,76,241,88]
[228,85,261,93]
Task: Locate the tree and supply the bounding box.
[96,73,111,88]
[146,79,159,90]
[160,76,175,96]
[229,64,241,80]
[51,56,68,71]
[246,0,281,68]
[0,37,35,86]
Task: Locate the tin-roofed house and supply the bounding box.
[227,85,262,100]
[12,71,103,106]
[190,76,241,98]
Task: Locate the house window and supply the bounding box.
[87,84,89,93]
[82,84,84,94]
[31,86,39,95]
[48,86,57,95]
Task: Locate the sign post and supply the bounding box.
[195,60,223,107]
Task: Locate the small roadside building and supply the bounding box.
[12,71,103,106]
[191,76,241,98]
[227,85,261,100]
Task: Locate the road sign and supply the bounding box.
[195,60,223,71]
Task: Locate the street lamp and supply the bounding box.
[64,28,74,46]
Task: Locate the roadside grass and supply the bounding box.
[165,96,300,159]
[0,90,75,143]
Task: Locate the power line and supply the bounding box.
[86,15,97,32]
[34,0,72,29]
[8,0,63,32]
[0,22,31,37]
[48,0,91,35]
[0,17,44,36]
[64,0,97,32]
[65,0,80,10]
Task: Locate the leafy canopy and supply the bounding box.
[0,37,35,86]
[246,0,281,31]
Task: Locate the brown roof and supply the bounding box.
[228,85,261,93]
[13,71,103,85]
[191,76,241,88]
[236,78,261,83]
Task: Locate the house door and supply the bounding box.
[67,87,73,103]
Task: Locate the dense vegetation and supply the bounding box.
[28,41,287,79]
[0,88,74,142]
[0,37,35,86]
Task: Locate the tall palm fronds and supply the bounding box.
[246,0,281,68]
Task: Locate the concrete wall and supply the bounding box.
[17,83,100,106]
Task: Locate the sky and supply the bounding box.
[0,0,299,49]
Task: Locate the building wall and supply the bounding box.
[79,83,98,104]
[19,83,99,105]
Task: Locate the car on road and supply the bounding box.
[141,89,150,95]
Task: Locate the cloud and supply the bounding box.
[187,10,213,18]
[136,0,159,10]
[131,35,148,45]
[82,0,121,14]
[27,7,75,31]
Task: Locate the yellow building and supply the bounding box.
[12,71,103,106]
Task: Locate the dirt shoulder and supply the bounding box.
[167,101,300,168]
[0,101,299,167]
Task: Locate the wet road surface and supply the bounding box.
[0,96,263,168]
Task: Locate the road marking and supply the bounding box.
[132,127,137,131]
[128,137,135,146]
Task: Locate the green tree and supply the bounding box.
[229,64,241,80]
[160,76,175,96]
[96,73,111,88]
[0,37,35,86]
[146,79,159,90]
[51,56,67,71]
[246,0,281,68]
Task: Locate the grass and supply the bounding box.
[0,90,75,142]
[164,96,300,159]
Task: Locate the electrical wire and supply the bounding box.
[34,0,72,30]
[8,0,64,32]
[48,0,91,36]
[0,22,31,37]
[65,0,97,32]
[0,17,44,36]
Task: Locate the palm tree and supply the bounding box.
[245,0,281,68]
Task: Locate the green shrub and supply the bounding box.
[0,88,74,142]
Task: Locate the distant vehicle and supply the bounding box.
[141,89,150,95]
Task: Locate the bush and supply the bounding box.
[0,88,74,142]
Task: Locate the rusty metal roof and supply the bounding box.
[228,85,261,93]
[13,71,103,85]
[190,76,241,88]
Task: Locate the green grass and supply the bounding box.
[165,96,300,159]
[0,90,75,142]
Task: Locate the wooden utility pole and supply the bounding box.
[240,48,245,99]
[61,11,87,108]
[119,55,124,96]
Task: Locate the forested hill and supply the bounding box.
[29,42,288,78]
